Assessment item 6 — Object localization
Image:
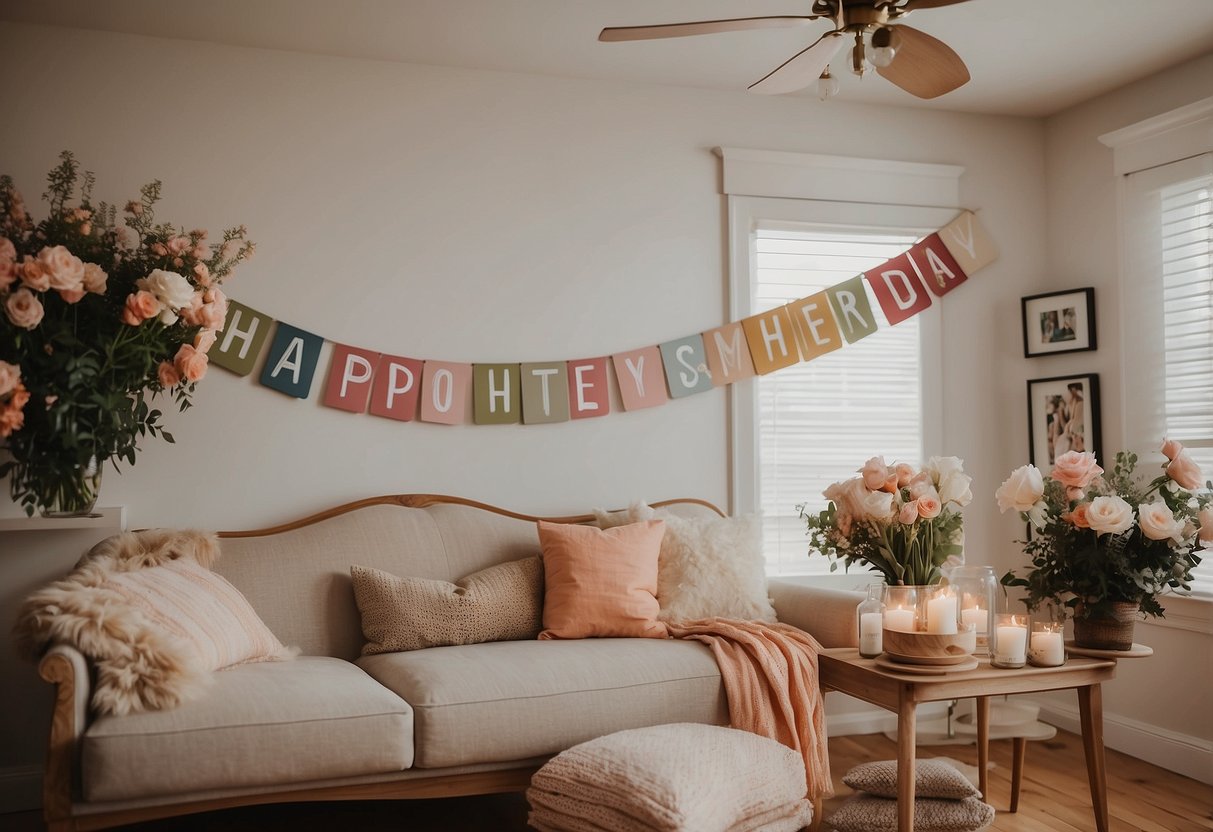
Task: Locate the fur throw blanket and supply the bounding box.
[15,529,292,715]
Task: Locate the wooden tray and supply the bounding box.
[874,656,979,675]
[1063,641,1153,659]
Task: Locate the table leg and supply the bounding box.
[1078,684,1110,832]
[810,794,822,832]
[898,696,917,832]
[975,696,990,801]
[1010,736,1027,813]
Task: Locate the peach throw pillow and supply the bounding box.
[537,519,668,640]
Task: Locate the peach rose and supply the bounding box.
[193,262,211,286]
[1138,500,1184,543]
[151,242,168,257]
[157,360,181,389]
[0,236,15,261]
[907,471,936,500]
[0,360,19,397]
[37,245,85,293]
[1165,450,1203,490]
[1160,439,1184,461]
[0,258,15,292]
[1050,451,1104,490]
[58,288,86,304]
[82,262,108,294]
[824,477,868,520]
[916,495,942,519]
[899,501,920,524]
[194,328,217,354]
[0,402,25,437]
[174,343,208,383]
[861,456,891,491]
[19,256,50,291]
[1199,506,1213,544]
[1086,496,1135,536]
[5,288,44,329]
[121,291,161,326]
[1069,502,1092,529]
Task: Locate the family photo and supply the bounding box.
[1039,306,1078,343]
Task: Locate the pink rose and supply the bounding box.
[178,292,206,327]
[1166,450,1203,490]
[0,388,27,437]
[916,495,941,519]
[5,288,44,329]
[194,329,217,354]
[174,343,208,383]
[167,236,190,256]
[894,463,915,488]
[1069,503,1092,529]
[19,256,50,291]
[193,262,212,286]
[121,291,161,326]
[0,360,19,397]
[1161,439,1184,461]
[151,242,168,257]
[157,360,181,388]
[0,258,15,291]
[861,456,895,492]
[82,262,108,294]
[907,471,935,500]
[899,501,920,524]
[1050,451,1104,489]
[58,288,86,304]
[36,245,85,292]
[1199,506,1213,544]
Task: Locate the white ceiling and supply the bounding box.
[3,0,1213,117]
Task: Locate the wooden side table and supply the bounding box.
[818,647,1120,832]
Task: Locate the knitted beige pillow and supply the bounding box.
[843,759,980,800]
[352,557,543,655]
[826,794,994,832]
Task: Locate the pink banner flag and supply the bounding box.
[369,354,424,422]
[322,344,381,414]
[567,357,610,419]
[612,347,669,412]
[419,361,472,425]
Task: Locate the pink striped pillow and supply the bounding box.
[104,558,289,671]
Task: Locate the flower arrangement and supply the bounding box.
[996,444,1211,620]
[800,456,971,586]
[0,152,254,515]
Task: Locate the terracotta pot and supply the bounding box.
[1073,601,1138,651]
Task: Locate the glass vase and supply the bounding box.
[857,582,886,658]
[881,585,919,632]
[39,457,103,518]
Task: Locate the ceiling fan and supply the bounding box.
[599,0,973,100]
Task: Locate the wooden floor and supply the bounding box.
[4,728,1210,831]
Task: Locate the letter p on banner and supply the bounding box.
[323,344,381,413]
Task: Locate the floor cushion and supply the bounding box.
[82,656,413,802]
[358,638,727,768]
[526,723,813,832]
[826,793,994,832]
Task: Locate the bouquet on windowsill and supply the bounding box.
[0,152,254,515]
[996,445,1212,620]
[799,456,971,586]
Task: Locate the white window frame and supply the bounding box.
[1100,96,1213,631]
[717,148,963,585]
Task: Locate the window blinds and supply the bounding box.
[754,226,922,576]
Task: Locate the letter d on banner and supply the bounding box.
[864,251,933,326]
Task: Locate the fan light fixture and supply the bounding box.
[817,68,840,100]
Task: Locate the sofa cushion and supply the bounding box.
[358,638,727,768]
[82,656,413,802]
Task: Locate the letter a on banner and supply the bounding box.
[612,347,669,411]
[259,323,324,399]
[567,357,610,419]
[420,361,472,425]
[865,253,933,326]
[910,233,968,298]
[322,344,381,413]
[210,300,273,376]
[370,354,424,422]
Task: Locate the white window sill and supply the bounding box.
[1145,593,1213,636]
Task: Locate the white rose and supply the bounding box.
[860,489,895,520]
[938,472,973,507]
[926,455,965,483]
[1138,500,1184,543]
[1086,496,1135,536]
[908,472,936,500]
[137,269,195,312]
[996,465,1044,513]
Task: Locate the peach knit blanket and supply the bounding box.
[668,618,833,801]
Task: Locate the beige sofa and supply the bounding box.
[36,494,862,831]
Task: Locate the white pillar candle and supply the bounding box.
[860,612,883,656]
[926,593,958,634]
[961,605,987,634]
[1029,629,1065,666]
[884,608,915,632]
[995,625,1027,665]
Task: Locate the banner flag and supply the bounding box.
[520,362,570,424]
[825,276,879,345]
[210,301,274,376]
[473,363,522,425]
[659,335,713,398]
[702,322,756,387]
[369,354,424,422]
[612,347,669,411]
[259,322,324,399]
[419,361,472,425]
[741,306,799,375]
[911,233,968,298]
[939,210,997,276]
[865,252,933,326]
[322,344,381,413]
[567,357,610,419]
[787,292,843,362]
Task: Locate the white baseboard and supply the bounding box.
[0,765,41,813]
[1026,697,1213,785]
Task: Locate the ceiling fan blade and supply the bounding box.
[876,24,970,98]
[599,16,817,42]
[748,32,845,95]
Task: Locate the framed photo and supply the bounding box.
[1027,374,1102,472]
[1021,288,1096,357]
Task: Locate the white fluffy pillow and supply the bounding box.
[596,503,776,624]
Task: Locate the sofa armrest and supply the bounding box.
[768,580,863,648]
[39,644,91,823]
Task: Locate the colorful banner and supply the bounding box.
[210,210,997,426]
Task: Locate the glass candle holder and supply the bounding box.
[922,585,960,635]
[856,582,886,658]
[882,585,918,633]
[1028,621,1066,667]
[991,613,1029,668]
[948,565,996,656]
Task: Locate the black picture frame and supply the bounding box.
[1027,374,1102,473]
[1021,288,1096,357]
